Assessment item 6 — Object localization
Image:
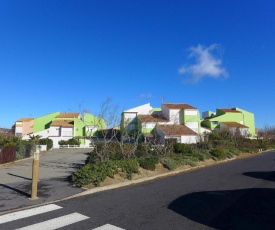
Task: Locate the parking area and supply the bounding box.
[0,148,90,213]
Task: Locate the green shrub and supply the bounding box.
[210,147,226,160]
[160,157,177,170]
[58,138,80,146]
[173,143,193,154]
[39,138,53,150]
[72,164,93,187]
[135,144,153,158]
[117,159,139,174]
[85,151,100,165]
[171,155,198,167]
[180,158,197,167]
[138,158,156,171]
[89,165,108,186]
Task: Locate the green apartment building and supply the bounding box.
[201,107,255,136]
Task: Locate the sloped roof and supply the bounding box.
[17,118,34,122]
[156,124,197,136]
[50,120,74,127]
[162,103,197,110]
[138,114,168,123]
[218,108,241,113]
[221,122,249,128]
[56,113,80,118]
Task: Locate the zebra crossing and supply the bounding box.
[0,204,125,230]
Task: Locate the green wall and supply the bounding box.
[33,112,60,133]
[84,113,106,130]
[201,108,256,136]
[235,107,255,136]
[202,112,243,130]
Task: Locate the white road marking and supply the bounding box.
[16,212,89,230]
[0,204,62,224]
[92,224,125,230]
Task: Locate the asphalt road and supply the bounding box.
[0,148,89,212]
[2,150,275,230]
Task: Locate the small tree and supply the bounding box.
[87,98,121,163]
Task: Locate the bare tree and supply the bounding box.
[258,125,275,139]
[119,114,144,159]
[85,98,121,162]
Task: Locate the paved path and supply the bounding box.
[0,149,90,212]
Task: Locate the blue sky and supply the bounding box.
[1,0,274,129]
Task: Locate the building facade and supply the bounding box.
[15,112,105,148]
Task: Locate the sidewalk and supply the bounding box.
[0,149,89,213]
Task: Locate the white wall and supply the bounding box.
[49,126,60,136]
[169,109,180,124]
[15,126,22,134]
[124,103,152,114]
[22,128,50,140]
[61,127,73,137]
[185,110,198,116]
[185,121,199,133]
[86,126,98,133]
[180,135,198,144]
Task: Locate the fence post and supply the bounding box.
[31,147,40,200]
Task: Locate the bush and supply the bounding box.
[117,159,139,174]
[73,158,139,187]
[171,155,198,167]
[173,143,193,154]
[85,151,100,165]
[160,157,177,171]
[135,144,153,158]
[72,164,93,187]
[108,142,123,160]
[39,138,53,150]
[58,138,80,145]
[180,158,197,167]
[210,147,226,160]
[138,158,156,171]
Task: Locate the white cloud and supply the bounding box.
[138,93,154,99]
[179,44,228,83]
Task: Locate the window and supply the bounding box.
[211,121,219,125]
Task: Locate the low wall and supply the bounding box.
[0,146,16,164]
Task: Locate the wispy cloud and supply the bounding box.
[138,93,154,99]
[179,44,228,83]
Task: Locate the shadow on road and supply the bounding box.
[243,171,275,182]
[7,173,32,181]
[168,188,275,230]
[0,184,30,198]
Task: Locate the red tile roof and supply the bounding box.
[138,114,168,123]
[162,103,197,110]
[17,118,34,122]
[221,122,249,128]
[56,113,80,118]
[156,124,197,136]
[218,108,241,113]
[50,120,74,127]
